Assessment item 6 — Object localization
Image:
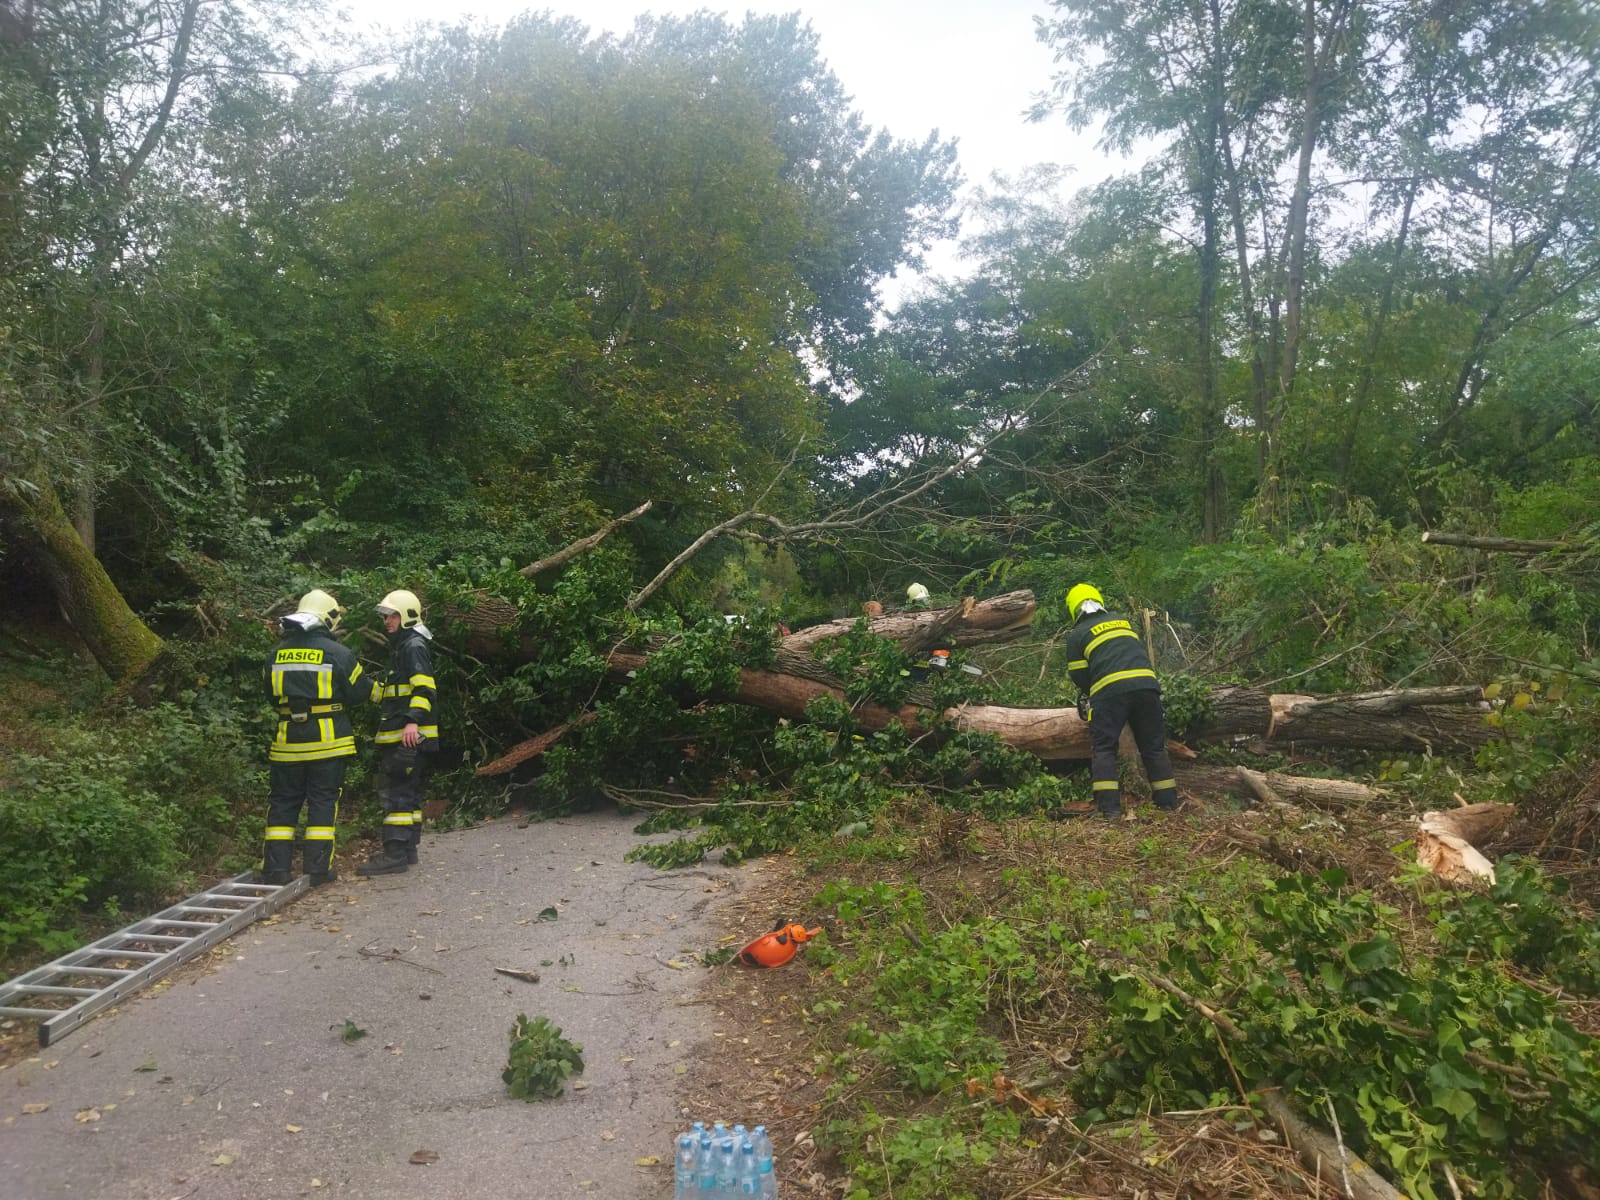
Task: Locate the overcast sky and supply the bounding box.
[333,0,1129,303]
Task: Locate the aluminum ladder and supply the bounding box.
[0,872,309,1047]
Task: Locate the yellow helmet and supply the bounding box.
[905,582,931,606]
[376,588,423,628]
[298,589,344,633]
[1065,583,1104,622]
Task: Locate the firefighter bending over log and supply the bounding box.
[1063,583,1179,820]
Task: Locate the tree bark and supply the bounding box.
[1258,1090,1407,1200]
[1421,530,1572,554]
[1188,686,1492,751]
[0,472,164,681]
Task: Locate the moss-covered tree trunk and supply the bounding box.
[1,472,164,681]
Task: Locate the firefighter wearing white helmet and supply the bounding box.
[903,583,952,677]
[359,588,438,876]
[259,589,367,885]
[1063,582,1179,819]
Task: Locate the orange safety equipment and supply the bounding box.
[738,922,823,968]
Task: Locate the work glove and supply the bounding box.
[1075,694,1089,722]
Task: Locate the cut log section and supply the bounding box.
[1416,802,1515,884]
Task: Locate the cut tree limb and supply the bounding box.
[1258,1090,1407,1200]
[1235,766,1298,814]
[1174,764,1378,809]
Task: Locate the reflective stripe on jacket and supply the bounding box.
[264,631,366,762]
[373,628,439,747]
[1064,609,1158,702]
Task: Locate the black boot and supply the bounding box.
[254,869,292,885]
[309,870,339,886]
[356,842,410,876]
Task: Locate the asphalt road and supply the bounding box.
[0,808,744,1200]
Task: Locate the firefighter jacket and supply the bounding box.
[264,624,366,763]
[1064,608,1159,703]
[373,627,438,748]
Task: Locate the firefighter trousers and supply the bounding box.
[1087,689,1178,816]
[264,757,347,877]
[377,746,429,851]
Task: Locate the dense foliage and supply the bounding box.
[0,1,1597,1193]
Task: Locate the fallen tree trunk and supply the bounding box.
[464,589,1495,771]
[1189,686,1492,751]
[479,669,1495,772]
[1422,530,1573,554]
[781,590,1036,654]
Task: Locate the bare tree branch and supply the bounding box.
[520,500,652,577]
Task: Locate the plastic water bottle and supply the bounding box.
[696,1135,718,1194]
[715,1138,737,1195]
[752,1127,776,1199]
[712,1121,728,1142]
[736,1141,761,1195]
[675,1135,698,1199]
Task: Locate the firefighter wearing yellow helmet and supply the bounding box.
[358,588,439,876]
[260,589,367,885]
[1063,583,1179,819]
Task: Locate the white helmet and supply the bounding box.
[905,583,931,606]
[297,589,343,633]
[376,588,423,628]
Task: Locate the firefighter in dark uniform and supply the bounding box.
[1063,583,1179,819]
[357,588,438,877]
[261,590,366,885]
[904,582,953,678]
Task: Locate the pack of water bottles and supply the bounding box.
[673,1120,778,1197]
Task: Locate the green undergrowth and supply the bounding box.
[799,824,1600,1200]
[0,672,260,964]
[624,696,1085,868]
[616,618,1093,867]
[0,636,387,968]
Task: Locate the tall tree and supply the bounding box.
[0,0,311,677]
